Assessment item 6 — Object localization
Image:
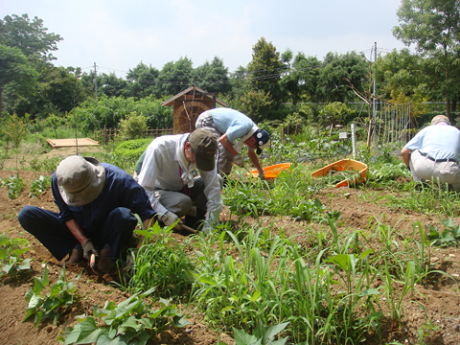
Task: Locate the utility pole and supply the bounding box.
[373,42,377,120]
[94,62,98,103]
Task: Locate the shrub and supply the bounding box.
[119,111,148,140]
[114,138,152,162]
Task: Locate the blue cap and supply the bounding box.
[253,129,270,155]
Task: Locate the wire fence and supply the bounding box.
[372,102,412,146]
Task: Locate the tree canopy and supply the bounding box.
[393,0,460,116]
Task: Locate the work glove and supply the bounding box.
[82,239,98,261]
[258,169,266,180]
[160,211,184,230]
[233,154,244,167]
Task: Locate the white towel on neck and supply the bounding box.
[176,134,196,188]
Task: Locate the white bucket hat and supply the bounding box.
[56,156,106,206]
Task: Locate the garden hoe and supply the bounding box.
[90,253,104,278]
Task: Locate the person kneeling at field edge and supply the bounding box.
[17,155,156,273]
[401,115,460,191]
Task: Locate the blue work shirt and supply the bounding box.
[209,108,255,143]
[405,124,460,160]
[52,163,156,235]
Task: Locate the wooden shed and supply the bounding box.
[161,85,227,134]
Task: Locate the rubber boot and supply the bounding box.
[65,249,83,264]
[98,248,115,273]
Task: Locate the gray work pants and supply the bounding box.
[410,150,460,191]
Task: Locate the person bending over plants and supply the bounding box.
[18,155,156,273]
[195,107,270,181]
[135,128,223,234]
[401,115,460,191]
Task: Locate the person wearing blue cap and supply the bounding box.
[195,107,270,180]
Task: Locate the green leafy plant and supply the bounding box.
[23,264,81,327]
[0,234,31,278]
[29,157,43,171]
[41,156,63,173]
[427,218,460,247]
[0,175,26,199]
[233,321,290,345]
[60,287,190,345]
[29,175,51,198]
[120,222,195,298]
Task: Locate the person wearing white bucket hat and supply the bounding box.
[18,155,156,273]
[401,115,460,191]
[195,107,270,180]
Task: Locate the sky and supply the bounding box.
[2,0,410,78]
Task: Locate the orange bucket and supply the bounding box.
[248,163,293,181]
[310,159,368,188]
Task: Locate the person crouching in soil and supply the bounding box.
[401,115,460,191]
[18,155,156,273]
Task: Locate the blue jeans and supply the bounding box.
[18,206,138,261]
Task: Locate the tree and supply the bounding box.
[374,48,429,114]
[316,52,367,103]
[99,72,128,98]
[192,57,231,94]
[0,14,62,62]
[318,102,353,129]
[0,45,38,114]
[393,0,460,117]
[157,57,193,96]
[279,52,321,105]
[5,65,85,118]
[0,14,65,116]
[247,37,284,107]
[229,65,250,101]
[126,62,159,98]
[240,90,273,123]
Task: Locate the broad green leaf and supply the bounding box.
[173,315,191,327]
[120,315,144,332]
[27,294,44,310]
[2,263,12,273]
[233,327,258,345]
[0,248,7,260]
[64,317,106,345]
[250,289,261,302]
[261,322,289,343]
[43,264,49,286]
[33,277,45,294]
[198,276,218,285]
[361,288,380,296]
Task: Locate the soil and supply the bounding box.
[1,148,460,345]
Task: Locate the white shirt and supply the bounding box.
[137,134,223,222]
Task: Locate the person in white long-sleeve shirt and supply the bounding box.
[137,129,223,232]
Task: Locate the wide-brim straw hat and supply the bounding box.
[56,156,106,206]
[431,115,450,125]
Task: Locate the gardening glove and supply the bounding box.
[160,211,184,230]
[233,154,244,167]
[82,239,98,261]
[258,169,266,180]
[202,221,213,234]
